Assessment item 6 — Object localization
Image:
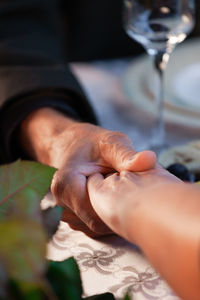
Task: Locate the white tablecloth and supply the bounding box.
[47,221,179,300]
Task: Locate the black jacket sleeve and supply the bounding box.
[0,0,97,164]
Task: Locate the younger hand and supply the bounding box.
[87,165,181,239]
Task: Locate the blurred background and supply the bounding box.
[62,0,200,61]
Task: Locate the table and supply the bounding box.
[47,220,179,300]
[71,59,200,151]
[46,57,199,300]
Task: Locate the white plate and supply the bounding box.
[122,37,200,128]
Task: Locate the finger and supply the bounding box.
[62,209,101,237]
[87,173,104,213]
[52,169,112,235]
[87,172,120,198]
[88,173,121,232]
[68,223,112,238]
[61,172,112,235]
[62,206,86,227]
[87,173,104,192]
[99,132,137,172]
[78,190,112,235]
[62,207,112,238]
[99,132,156,172]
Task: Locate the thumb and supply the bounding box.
[100,133,156,171]
[123,150,157,172]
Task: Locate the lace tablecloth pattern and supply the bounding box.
[47,221,180,300]
[44,193,180,300]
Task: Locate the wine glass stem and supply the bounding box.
[151,51,169,151]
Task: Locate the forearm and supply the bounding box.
[126,183,200,300]
[0,1,98,164]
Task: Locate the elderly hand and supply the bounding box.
[20,108,156,237]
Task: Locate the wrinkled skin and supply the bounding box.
[50,122,157,237]
[20,108,156,237]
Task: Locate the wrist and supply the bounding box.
[19,107,78,165]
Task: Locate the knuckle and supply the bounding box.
[120,147,132,156]
[106,131,128,143]
[102,132,134,153]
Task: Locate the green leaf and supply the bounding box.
[0,219,47,283]
[85,293,115,300]
[47,258,82,300]
[0,160,56,222]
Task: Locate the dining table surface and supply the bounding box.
[45,55,200,300]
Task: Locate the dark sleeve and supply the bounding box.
[0,0,98,164]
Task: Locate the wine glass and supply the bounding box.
[123,0,195,152]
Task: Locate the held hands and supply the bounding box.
[87,165,181,240]
[20,108,156,237]
[50,122,156,237]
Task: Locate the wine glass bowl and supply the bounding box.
[123,0,195,152]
